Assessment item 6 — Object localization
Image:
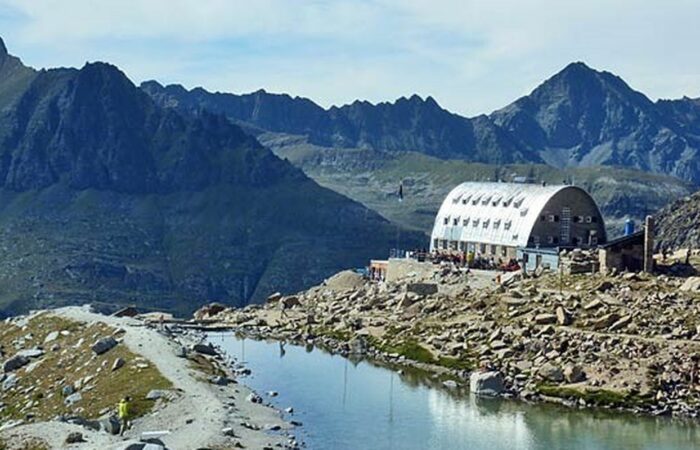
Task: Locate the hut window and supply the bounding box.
[494,220,501,229]
[463,218,470,226]
[473,219,480,227]
[453,217,460,226]
[483,219,490,228]
[586,216,593,223]
[490,245,497,255]
[504,220,512,230]
[444,217,450,225]
[479,243,486,254]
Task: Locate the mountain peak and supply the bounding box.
[0,36,7,56]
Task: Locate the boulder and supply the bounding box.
[592,313,620,330]
[563,364,586,383]
[538,363,564,382]
[146,389,168,400]
[210,376,229,386]
[247,393,262,403]
[62,385,75,396]
[282,296,302,308]
[192,343,217,356]
[534,313,557,325]
[44,331,60,344]
[65,432,85,443]
[407,283,438,296]
[266,292,283,303]
[2,373,18,391]
[555,307,571,326]
[112,357,125,371]
[609,315,633,331]
[469,371,504,396]
[16,348,44,359]
[99,415,121,435]
[194,302,227,320]
[680,277,700,292]
[91,337,118,355]
[3,355,29,372]
[65,392,82,406]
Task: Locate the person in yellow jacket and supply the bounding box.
[118,396,131,436]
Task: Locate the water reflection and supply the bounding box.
[211,333,699,450]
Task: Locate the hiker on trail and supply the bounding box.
[118,396,131,436]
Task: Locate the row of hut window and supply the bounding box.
[435,239,510,257]
[443,216,513,230]
[451,193,525,209]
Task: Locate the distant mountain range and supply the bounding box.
[0,37,421,316]
[143,62,700,184]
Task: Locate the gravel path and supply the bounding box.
[1,306,291,450]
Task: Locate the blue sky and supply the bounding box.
[0,0,698,116]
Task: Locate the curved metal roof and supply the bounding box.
[430,182,593,248]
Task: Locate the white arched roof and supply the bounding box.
[430,182,591,249]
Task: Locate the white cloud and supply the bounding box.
[1,0,699,115]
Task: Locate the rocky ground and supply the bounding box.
[0,306,297,449]
[196,253,700,420]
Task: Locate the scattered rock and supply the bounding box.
[91,337,118,355]
[65,392,82,406]
[563,364,586,383]
[112,357,126,371]
[469,371,504,396]
[538,363,564,382]
[3,355,29,372]
[65,431,85,443]
[534,313,557,325]
[192,343,217,356]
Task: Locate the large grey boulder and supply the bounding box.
[91,337,118,355]
[538,363,564,382]
[407,283,438,296]
[192,343,217,356]
[469,371,504,396]
[99,415,121,435]
[3,355,29,372]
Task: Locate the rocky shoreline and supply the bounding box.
[195,261,700,421]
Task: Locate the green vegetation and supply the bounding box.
[0,314,172,422]
[537,384,653,408]
[381,339,435,364]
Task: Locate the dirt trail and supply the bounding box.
[2,306,291,450]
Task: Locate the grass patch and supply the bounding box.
[537,384,653,408]
[382,339,435,364]
[0,313,172,422]
[437,356,476,371]
[315,326,353,342]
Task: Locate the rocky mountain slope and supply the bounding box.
[142,62,700,184]
[259,135,692,236]
[0,37,422,317]
[654,189,700,251]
